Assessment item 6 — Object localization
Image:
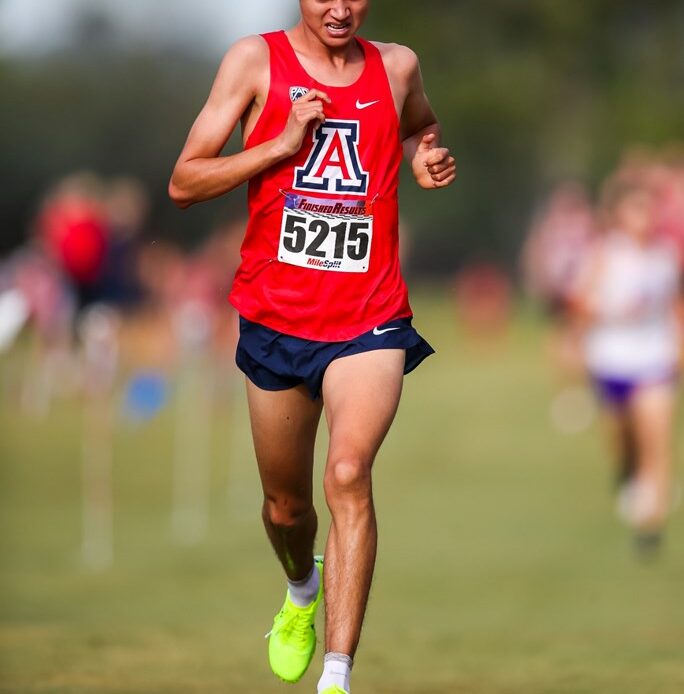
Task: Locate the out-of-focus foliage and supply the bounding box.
[0,11,240,255]
[1,1,683,274]
[364,0,684,271]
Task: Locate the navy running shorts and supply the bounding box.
[236,316,435,399]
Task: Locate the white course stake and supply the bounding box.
[79,305,119,570]
[171,301,214,544]
[0,289,29,353]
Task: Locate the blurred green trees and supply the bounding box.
[364,0,684,271]
[1,1,683,274]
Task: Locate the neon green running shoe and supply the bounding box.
[320,688,349,694]
[266,556,324,683]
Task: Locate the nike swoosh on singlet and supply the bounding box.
[356,99,380,110]
[373,326,400,335]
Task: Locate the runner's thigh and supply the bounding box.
[322,350,405,461]
[246,380,323,495]
[629,383,676,462]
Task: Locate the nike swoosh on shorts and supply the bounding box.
[373,326,400,335]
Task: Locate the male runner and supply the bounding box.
[170,2,455,692]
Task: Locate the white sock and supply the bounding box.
[317,652,352,693]
[287,562,319,607]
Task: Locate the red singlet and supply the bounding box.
[229,30,412,341]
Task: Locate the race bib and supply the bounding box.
[278,194,373,273]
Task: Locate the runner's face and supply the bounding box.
[614,190,655,241]
[299,0,369,46]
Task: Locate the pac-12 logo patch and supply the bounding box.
[294,119,369,195]
[289,86,309,102]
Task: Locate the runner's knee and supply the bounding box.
[324,456,372,501]
[262,495,313,529]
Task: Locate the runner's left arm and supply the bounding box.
[397,48,456,189]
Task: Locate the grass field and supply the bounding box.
[1,290,683,693]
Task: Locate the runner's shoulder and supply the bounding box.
[221,34,269,66]
[371,41,420,79]
[217,35,269,87]
[215,35,269,96]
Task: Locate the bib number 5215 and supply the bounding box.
[278,211,373,273]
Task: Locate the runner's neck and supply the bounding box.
[286,24,365,85]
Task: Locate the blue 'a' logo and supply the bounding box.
[293,120,368,195]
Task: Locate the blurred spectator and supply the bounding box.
[654,148,684,266]
[522,182,595,320]
[2,247,75,345]
[34,172,109,308]
[0,247,77,414]
[521,182,597,432]
[99,177,147,308]
[570,172,682,555]
[453,261,512,342]
[33,172,150,312]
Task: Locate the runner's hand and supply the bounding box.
[412,133,456,189]
[276,89,331,157]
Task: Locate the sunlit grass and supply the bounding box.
[1,290,683,693]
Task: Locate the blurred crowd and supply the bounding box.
[523,145,684,322]
[0,171,243,417]
[522,145,684,553]
[0,171,248,564]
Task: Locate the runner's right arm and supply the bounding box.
[169,36,329,208]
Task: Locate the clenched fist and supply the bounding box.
[276,89,332,158]
[412,133,456,189]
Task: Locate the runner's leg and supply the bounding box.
[604,405,637,488]
[629,382,677,530]
[320,349,405,657]
[246,380,323,580]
